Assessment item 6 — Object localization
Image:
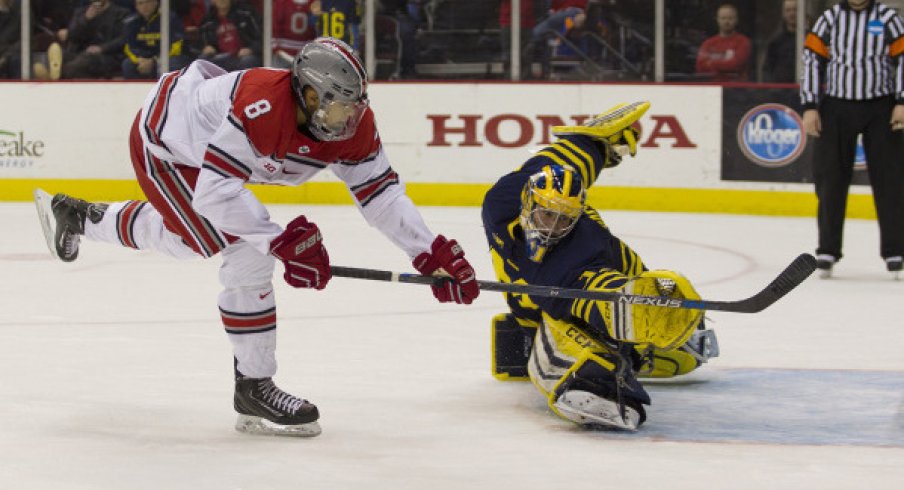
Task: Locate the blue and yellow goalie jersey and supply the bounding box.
[481,134,646,333]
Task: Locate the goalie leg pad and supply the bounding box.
[637,347,702,378]
[529,315,650,430]
[636,322,720,378]
[492,313,537,381]
[548,347,650,431]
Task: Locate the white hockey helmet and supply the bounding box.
[291,38,369,141]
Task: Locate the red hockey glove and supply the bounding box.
[412,235,479,304]
[269,215,331,289]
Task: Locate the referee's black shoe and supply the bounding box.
[816,254,836,279]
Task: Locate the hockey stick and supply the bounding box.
[331,253,817,313]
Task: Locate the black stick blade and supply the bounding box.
[729,253,817,313]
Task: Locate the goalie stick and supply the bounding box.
[331,253,816,314]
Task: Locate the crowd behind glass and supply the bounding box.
[0,0,899,83]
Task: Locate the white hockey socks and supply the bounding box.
[84,200,199,259]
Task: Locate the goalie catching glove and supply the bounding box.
[413,235,480,304]
[270,215,331,289]
[552,100,650,167]
[614,270,703,350]
[581,269,704,351]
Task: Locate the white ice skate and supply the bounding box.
[553,390,642,431]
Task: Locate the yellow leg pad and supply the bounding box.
[637,346,701,378]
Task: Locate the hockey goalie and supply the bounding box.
[481,101,719,430]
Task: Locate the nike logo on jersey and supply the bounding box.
[259,290,273,300]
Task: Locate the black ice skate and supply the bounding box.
[815,254,836,279]
[234,375,321,437]
[34,189,106,262]
[886,256,902,280]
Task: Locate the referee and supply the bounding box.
[802,0,904,278]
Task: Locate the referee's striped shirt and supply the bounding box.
[801,0,904,109]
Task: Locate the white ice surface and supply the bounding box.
[1,202,903,489]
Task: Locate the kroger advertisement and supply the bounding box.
[722,87,870,186]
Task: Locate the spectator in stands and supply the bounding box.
[198,0,262,71]
[532,0,587,42]
[49,0,130,79]
[379,0,422,78]
[175,0,208,57]
[314,0,361,52]
[694,3,751,82]
[246,0,265,15]
[762,0,797,83]
[26,1,78,80]
[122,0,190,79]
[0,0,20,79]
[529,1,588,79]
[272,0,318,68]
[108,0,138,12]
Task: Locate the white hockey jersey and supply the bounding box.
[137,60,434,257]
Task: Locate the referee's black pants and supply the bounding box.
[813,96,904,260]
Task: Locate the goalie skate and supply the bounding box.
[553,390,642,431]
[234,376,321,437]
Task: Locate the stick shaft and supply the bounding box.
[330,253,816,313]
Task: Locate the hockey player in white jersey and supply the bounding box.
[34,38,480,437]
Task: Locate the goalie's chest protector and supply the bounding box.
[486,216,621,319]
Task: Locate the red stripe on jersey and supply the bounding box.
[145,71,179,146]
[221,311,277,329]
[353,170,398,204]
[117,201,142,249]
[204,149,251,180]
[146,152,225,256]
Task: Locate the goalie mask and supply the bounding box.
[291,38,369,141]
[520,165,586,262]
